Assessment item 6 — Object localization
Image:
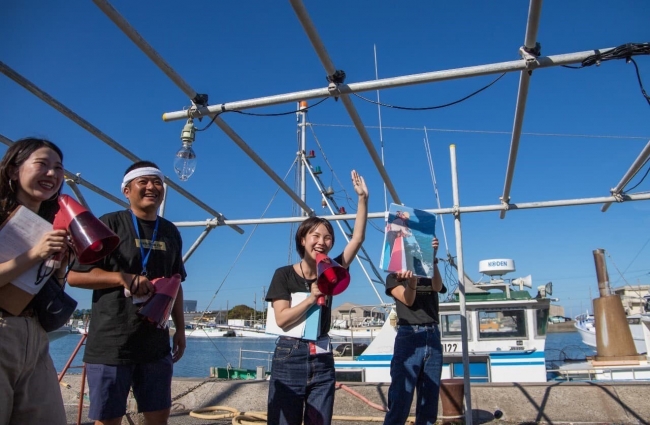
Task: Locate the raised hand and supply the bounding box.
[351,170,368,199]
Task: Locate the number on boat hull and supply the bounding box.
[443,343,458,352]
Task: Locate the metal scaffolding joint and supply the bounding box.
[499,196,510,210]
[519,46,540,69]
[612,191,625,203]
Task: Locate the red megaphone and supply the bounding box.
[137,274,182,329]
[53,194,120,264]
[315,253,350,306]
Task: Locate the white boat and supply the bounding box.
[574,312,647,355]
[334,261,552,383]
[185,324,276,339]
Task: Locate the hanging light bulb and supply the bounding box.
[174,119,197,181]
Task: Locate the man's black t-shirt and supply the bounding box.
[265,254,344,338]
[72,210,187,365]
[385,274,446,326]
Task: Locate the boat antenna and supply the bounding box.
[424,127,450,258]
[374,44,389,213]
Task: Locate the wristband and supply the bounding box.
[433,258,439,264]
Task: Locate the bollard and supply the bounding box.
[256,366,265,380]
[439,378,464,423]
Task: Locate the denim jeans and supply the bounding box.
[383,324,443,425]
[267,336,335,425]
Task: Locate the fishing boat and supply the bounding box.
[575,312,647,355]
[334,260,552,383]
[185,324,276,339]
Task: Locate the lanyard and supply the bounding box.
[130,210,159,277]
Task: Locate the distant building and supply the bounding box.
[332,302,386,327]
[549,304,565,317]
[183,300,198,313]
[611,284,650,315]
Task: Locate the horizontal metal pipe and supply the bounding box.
[162,48,613,122]
[173,191,650,228]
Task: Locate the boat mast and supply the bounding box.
[298,101,309,215]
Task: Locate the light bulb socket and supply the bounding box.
[180,119,196,144]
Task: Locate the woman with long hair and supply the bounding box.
[265,170,368,425]
[0,137,69,425]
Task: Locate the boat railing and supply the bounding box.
[238,348,274,371]
[547,365,650,382]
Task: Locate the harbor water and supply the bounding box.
[50,330,595,378]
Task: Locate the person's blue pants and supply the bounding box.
[267,336,335,425]
[383,324,443,425]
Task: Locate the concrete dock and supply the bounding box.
[58,374,650,424]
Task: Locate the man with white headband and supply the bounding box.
[68,161,187,425]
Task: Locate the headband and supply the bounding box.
[121,167,165,192]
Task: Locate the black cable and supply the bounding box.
[629,57,650,106]
[195,113,220,132]
[230,97,329,117]
[193,97,330,132]
[562,42,650,106]
[623,158,650,193]
[351,72,506,111]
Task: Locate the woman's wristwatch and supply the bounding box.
[433,258,439,264]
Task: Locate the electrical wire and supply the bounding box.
[231,97,329,117]
[191,97,331,133]
[562,42,650,106]
[351,72,506,111]
[307,123,384,234]
[623,158,650,193]
[310,122,649,140]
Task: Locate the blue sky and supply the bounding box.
[1,1,649,318]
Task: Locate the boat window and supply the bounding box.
[440,314,469,339]
[477,310,527,339]
[536,307,549,337]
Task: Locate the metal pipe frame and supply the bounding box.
[172,191,650,228]
[601,139,650,212]
[500,0,544,219]
[93,0,313,217]
[288,0,401,204]
[162,48,607,122]
[65,180,90,209]
[0,61,243,235]
[212,116,314,215]
[450,144,473,425]
[0,133,129,209]
[183,226,213,263]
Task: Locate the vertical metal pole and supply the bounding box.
[299,102,307,214]
[76,362,87,425]
[450,144,473,425]
[593,248,610,297]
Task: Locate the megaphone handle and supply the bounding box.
[317,295,326,306]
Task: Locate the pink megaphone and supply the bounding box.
[137,274,182,329]
[315,253,350,306]
[53,194,120,264]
